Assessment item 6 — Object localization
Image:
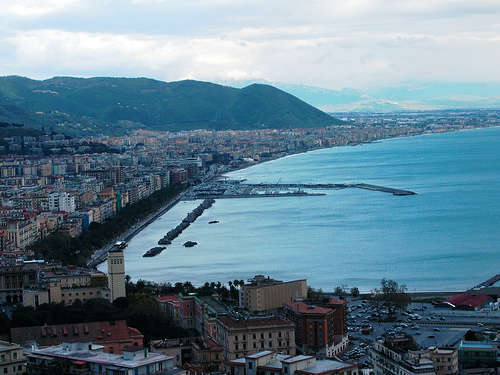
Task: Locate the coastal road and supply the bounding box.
[87,192,184,268]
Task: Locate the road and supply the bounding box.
[87,192,184,268]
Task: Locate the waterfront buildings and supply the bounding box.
[239,275,307,312]
[215,316,296,360]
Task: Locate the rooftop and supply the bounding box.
[31,344,171,369]
[259,354,292,369]
[246,350,273,359]
[285,301,333,315]
[459,341,495,350]
[296,360,356,374]
[282,355,315,364]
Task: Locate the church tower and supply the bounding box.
[107,249,126,301]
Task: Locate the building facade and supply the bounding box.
[216,316,296,361]
[240,276,307,312]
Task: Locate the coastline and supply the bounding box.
[222,124,496,177]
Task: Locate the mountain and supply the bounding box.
[227,80,500,112]
[0,76,341,136]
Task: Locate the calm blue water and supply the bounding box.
[107,127,500,292]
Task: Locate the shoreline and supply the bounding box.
[222,125,497,178]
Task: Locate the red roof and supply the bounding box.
[446,293,491,308]
[157,295,180,302]
[285,301,333,315]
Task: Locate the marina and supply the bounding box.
[185,180,416,199]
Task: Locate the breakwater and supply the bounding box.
[157,199,215,247]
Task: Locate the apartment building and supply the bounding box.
[215,316,296,360]
[284,301,348,357]
[240,275,307,312]
[48,191,76,213]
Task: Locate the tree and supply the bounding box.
[375,278,410,318]
[350,287,360,297]
[334,285,347,299]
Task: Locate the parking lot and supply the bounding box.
[338,298,500,367]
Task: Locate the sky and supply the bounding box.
[1,0,500,89]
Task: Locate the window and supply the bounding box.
[13,353,17,359]
[269,341,272,347]
[253,343,256,349]
[261,333,264,339]
[248,362,253,369]
[268,332,272,338]
[261,342,264,349]
[3,368,6,374]
[235,335,238,341]
[279,332,282,338]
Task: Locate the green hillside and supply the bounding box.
[0,76,341,135]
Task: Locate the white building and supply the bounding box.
[48,192,76,213]
[26,341,181,375]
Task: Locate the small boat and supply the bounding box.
[208,220,219,224]
[183,241,198,248]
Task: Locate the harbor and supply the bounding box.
[184,180,416,199]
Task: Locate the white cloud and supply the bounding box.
[3,0,79,17]
[1,0,500,88]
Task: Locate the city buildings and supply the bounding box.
[239,275,307,312]
[216,316,296,360]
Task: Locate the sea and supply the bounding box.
[101,127,500,292]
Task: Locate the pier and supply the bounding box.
[186,181,416,200]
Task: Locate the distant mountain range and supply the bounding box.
[0,76,341,136]
[228,80,500,113]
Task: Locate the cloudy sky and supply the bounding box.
[1,0,500,89]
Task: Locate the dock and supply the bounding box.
[186,181,417,200]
